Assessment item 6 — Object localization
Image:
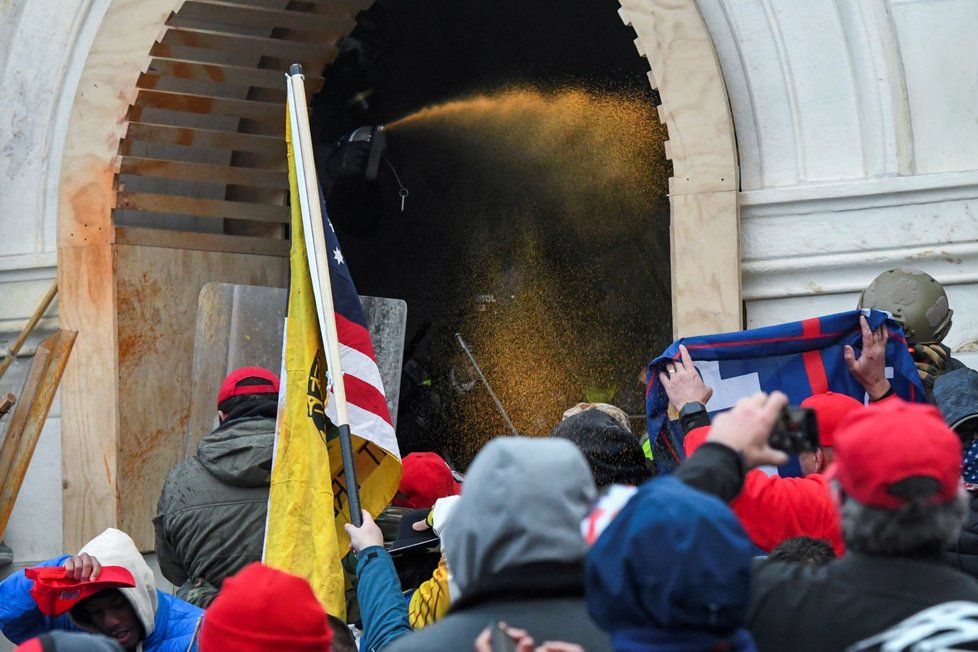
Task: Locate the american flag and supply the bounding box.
[319,193,399,457]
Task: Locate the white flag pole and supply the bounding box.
[286,63,361,525]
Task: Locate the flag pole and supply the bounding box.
[286,64,362,526]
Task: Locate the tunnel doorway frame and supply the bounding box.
[55,0,740,550]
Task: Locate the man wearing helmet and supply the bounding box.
[858,267,965,395]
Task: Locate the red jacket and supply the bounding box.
[685,428,844,556]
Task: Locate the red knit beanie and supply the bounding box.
[200,563,332,652]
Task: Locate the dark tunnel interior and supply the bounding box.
[309,0,673,467]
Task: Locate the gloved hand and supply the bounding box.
[431,495,461,539]
[912,343,949,390]
[322,139,372,183]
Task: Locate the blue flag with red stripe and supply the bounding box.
[645,309,926,474]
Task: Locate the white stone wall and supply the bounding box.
[698,0,978,364]
[0,0,111,561]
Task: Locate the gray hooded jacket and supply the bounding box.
[153,415,274,596]
[386,437,612,652]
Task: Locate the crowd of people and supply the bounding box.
[2,267,978,651]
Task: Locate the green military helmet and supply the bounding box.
[857,268,953,344]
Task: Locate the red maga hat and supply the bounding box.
[217,367,279,408]
[800,391,864,448]
[26,565,136,616]
[394,452,461,510]
[828,399,962,509]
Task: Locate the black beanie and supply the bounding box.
[550,409,652,488]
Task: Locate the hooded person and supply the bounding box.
[550,408,652,488]
[935,368,978,579]
[0,528,202,651]
[385,437,612,652]
[586,476,757,652]
[154,366,279,607]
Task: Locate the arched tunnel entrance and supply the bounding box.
[57,0,737,549]
[310,0,673,465]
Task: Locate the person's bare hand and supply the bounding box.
[474,623,585,652]
[707,392,789,468]
[844,315,891,400]
[62,553,101,582]
[344,509,384,553]
[659,344,713,410]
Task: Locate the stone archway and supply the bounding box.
[56,0,740,550]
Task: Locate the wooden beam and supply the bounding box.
[116,191,289,223]
[171,1,355,34]
[146,57,323,91]
[159,27,332,63]
[137,72,288,102]
[133,88,282,121]
[149,40,336,70]
[115,226,289,256]
[229,0,373,12]
[123,122,285,155]
[0,281,58,381]
[0,348,50,506]
[118,157,288,189]
[0,331,76,537]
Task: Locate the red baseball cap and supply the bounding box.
[217,367,279,408]
[26,565,136,616]
[828,399,962,509]
[801,391,864,448]
[394,452,461,510]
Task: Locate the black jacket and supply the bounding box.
[748,552,978,652]
[945,491,978,580]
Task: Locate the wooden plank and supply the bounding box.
[115,226,290,256]
[124,122,284,155]
[113,245,287,545]
[0,331,76,537]
[133,88,282,121]
[127,106,281,135]
[137,72,287,102]
[150,40,337,69]
[160,27,330,62]
[146,57,323,90]
[117,191,289,223]
[229,0,373,12]
[172,1,355,34]
[58,244,120,552]
[0,348,50,501]
[118,157,288,189]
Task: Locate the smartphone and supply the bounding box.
[490,622,518,652]
[768,406,819,454]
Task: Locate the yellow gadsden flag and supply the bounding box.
[265,97,401,616]
[264,107,346,615]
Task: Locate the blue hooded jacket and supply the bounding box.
[585,476,757,652]
[0,529,202,652]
